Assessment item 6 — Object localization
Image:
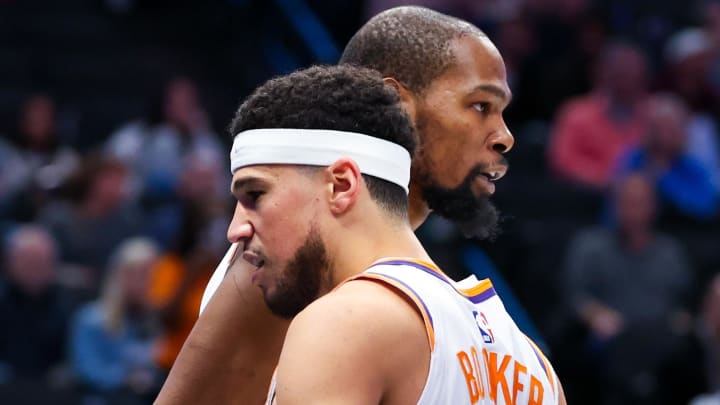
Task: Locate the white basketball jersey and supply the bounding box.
[266,258,560,405]
[348,258,560,405]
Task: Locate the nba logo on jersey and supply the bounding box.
[472,310,494,344]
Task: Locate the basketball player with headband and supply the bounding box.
[156,7,565,405]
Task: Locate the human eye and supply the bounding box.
[473,102,491,114]
[235,189,264,207]
[245,190,264,202]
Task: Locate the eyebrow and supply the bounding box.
[231,177,267,193]
[471,84,513,104]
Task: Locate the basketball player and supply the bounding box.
[155,6,564,404]
[229,65,563,404]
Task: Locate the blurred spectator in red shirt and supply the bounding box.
[548,42,649,189]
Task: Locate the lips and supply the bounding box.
[242,250,266,285]
[473,174,496,195]
[480,166,507,182]
[242,251,265,268]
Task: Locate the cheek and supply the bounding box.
[421,123,479,185]
[258,193,317,259]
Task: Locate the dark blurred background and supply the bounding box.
[1,0,719,404]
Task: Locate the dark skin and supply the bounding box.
[155,34,568,405]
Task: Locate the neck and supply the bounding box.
[327,209,433,287]
[408,182,430,231]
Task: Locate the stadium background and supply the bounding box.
[1,0,719,404]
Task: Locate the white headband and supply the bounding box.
[230,128,411,193]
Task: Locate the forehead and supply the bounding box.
[426,34,510,97]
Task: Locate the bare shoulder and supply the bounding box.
[274,280,430,404]
[307,279,423,323]
[290,279,429,355]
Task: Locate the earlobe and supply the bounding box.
[383,77,417,124]
[326,159,361,215]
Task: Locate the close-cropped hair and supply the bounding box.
[339,6,485,94]
[228,64,417,218]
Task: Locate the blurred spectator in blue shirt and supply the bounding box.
[662,28,720,192]
[69,237,160,404]
[616,93,719,222]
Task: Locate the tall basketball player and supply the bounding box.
[156,7,565,404]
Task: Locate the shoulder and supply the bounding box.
[275,279,429,402]
[288,279,427,352]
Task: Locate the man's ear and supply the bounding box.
[325,158,362,215]
[383,77,417,124]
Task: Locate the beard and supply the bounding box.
[264,225,330,319]
[415,163,503,240]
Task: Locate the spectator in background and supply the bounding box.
[616,93,719,222]
[694,274,720,397]
[0,93,79,221]
[69,238,161,405]
[147,150,229,370]
[704,0,720,105]
[564,173,694,404]
[104,76,225,206]
[38,154,144,288]
[0,225,76,387]
[661,27,720,192]
[683,272,720,405]
[548,42,649,189]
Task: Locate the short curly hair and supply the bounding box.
[339,6,485,94]
[229,65,417,218]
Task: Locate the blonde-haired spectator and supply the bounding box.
[68,237,160,404]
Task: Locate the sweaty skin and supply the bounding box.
[155,33,566,405]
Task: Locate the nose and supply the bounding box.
[227,203,255,244]
[489,119,514,154]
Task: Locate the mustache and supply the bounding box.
[466,157,510,182]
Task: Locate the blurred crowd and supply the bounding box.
[1,0,719,404]
[0,74,231,404]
